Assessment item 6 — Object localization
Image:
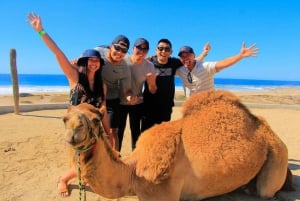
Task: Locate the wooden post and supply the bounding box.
[10,49,19,114]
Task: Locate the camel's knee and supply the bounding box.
[256,156,288,199]
[257,174,285,199]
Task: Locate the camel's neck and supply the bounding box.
[77,137,135,198]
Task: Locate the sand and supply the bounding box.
[1,88,300,201]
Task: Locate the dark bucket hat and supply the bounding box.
[77,49,101,66]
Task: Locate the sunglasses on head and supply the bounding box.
[135,45,149,53]
[157,46,171,52]
[187,72,193,84]
[113,44,128,53]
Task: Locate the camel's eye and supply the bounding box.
[75,122,84,131]
[92,117,101,126]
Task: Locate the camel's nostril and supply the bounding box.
[72,136,75,143]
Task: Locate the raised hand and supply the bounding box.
[203,42,211,55]
[27,12,43,32]
[240,42,259,57]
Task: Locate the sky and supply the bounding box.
[1,0,300,81]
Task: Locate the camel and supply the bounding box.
[62,90,293,201]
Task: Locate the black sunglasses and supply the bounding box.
[157,46,171,52]
[187,72,193,83]
[135,45,149,53]
[113,44,128,53]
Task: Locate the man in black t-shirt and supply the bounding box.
[141,39,209,131]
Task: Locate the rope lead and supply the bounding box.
[77,152,86,201]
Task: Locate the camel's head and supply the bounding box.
[63,103,105,151]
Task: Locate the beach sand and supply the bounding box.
[1,88,300,201]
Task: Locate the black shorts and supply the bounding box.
[106,98,120,129]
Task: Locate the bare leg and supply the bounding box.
[111,128,119,150]
[57,168,77,197]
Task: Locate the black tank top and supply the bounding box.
[69,71,104,108]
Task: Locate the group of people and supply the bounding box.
[27,12,259,197]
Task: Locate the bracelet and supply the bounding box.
[38,30,46,37]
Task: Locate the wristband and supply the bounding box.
[38,30,46,37]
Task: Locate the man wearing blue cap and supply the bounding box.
[176,42,259,97]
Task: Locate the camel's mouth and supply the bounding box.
[78,145,84,149]
[69,139,96,153]
[66,138,88,149]
[74,145,86,151]
[65,133,87,145]
[65,132,96,152]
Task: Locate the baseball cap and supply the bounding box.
[134,38,149,50]
[178,46,195,56]
[111,35,130,49]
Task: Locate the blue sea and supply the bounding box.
[1,74,300,95]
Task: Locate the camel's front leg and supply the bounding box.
[136,180,182,201]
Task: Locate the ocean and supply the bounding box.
[1,74,300,95]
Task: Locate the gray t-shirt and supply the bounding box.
[94,46,132,100]
[120,57,156,105]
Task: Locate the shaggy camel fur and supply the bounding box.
[63,90,293,201]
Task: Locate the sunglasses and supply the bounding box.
[113,44,128,53]
[135,45,149,53]
[157,46,171,52]
[187,72,193,83]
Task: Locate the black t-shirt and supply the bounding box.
[143,56,182,106]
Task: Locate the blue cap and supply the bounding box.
[178,46,195,56]
[77,49,101,66]
[134,38,149,50]
[111,35,130,49]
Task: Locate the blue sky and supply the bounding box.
[1,0,299,81]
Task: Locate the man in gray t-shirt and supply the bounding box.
[94,35,132,150]
[95,46,132,100]
[118,38,157,151]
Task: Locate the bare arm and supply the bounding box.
[146,73,158,94]
[27,12,78,87]
[100,84,115,147]
[101,107,111,136]
[195,42,211,61]
[215,42,259,72]
[101,83,110,134]
[99,104,115,148]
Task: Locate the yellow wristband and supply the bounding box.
[38,30,46,37]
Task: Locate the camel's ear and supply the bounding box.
[67,105,75,112]
[98,105,106,119]
[63,115,69,124]
[63,105,76,123]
